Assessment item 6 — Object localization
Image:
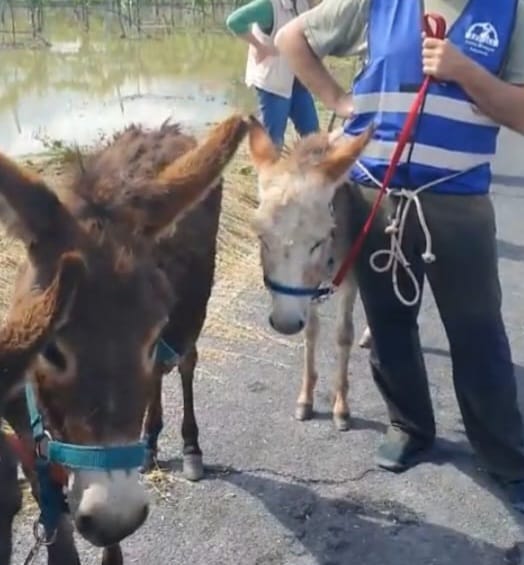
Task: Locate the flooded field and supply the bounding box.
[1,9,257,156]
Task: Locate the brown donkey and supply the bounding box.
[0,114,247,565]
[247,117,373,431]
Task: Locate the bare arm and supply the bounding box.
[275,17,352,116]
[275,0,367,117]
[457,63,524,134]
[237,30,272,51]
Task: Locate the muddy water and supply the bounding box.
[0,14,255,156]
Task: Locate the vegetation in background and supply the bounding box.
[0,0,246,45]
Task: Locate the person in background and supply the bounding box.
[226,0,319,149]
[275,0,524,512]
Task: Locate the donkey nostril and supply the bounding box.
[269,315,275,329]
[297,319,305,331]
[76,513,95,536]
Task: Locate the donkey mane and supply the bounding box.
[278,130,333,171]
[50,121,200,271]
[69,121,190,216]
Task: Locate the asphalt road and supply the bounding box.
[11,181,524,564]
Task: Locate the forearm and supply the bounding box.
[236,30,267,49]
[457,60,524,134]
[275,19,346,111]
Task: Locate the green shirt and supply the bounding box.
[226,0,275,36]
[300,0,524,84]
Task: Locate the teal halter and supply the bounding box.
[24,338,178,538]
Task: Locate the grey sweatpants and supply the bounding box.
[347,182,524,481]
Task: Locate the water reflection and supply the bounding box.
[0,21,254,155]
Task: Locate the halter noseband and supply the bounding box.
[263,276,333,302]
[26,382,146,473]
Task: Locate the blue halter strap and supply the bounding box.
[142,339,180,451]
[25,383,146,471]
[262,235,336,302]
[263,276,333,301]
[25,381,146,538]
[156,338,179,365]
[23,338,179,540]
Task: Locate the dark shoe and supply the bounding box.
[507,481,524,514]
[376,427,434,473]
[493,478,524,514]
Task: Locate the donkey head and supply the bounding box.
[0,114,247,547]
[247,117,372,335]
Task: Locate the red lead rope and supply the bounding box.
[331,13,447,288]
[5,430,69,486]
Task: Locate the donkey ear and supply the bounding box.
[247,115,279,171]
[0,251,85,402]
[317,124,375,183]
[0,154,74,248]
[127,114,248,238]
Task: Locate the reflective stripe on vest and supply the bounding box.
[344,0,518,195]
[353,92,497,127]
[353,137,493,172]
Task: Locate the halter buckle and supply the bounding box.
[312,285,335,304]
[35,430,53,461]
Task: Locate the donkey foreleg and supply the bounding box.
[179,345,204,482]
[102,544,123,565]
[295,305,319,421]
[141,370,164,473]
[46,515,81,565]
[332,277,358,431]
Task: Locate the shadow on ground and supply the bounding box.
[213,469,518,565]
[157,424,524,564]
[497,239,524,262]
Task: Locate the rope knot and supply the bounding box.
[384,222,398,235]
[422,252,436,264]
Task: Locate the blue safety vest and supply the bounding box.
[345,0,518,194]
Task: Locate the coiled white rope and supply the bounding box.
[354,160,472,306]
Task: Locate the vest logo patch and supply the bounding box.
[465,22,499,55]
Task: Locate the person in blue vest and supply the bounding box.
[275,0,524,512]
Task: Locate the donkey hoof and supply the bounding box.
[334,413,351,432]
[140,449,157,474]
[183,454,204,481]
[295,402,314,421]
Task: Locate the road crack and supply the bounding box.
[208,464,387,486]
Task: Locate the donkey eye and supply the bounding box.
[42,341,67,371]
[310,239,325,255]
